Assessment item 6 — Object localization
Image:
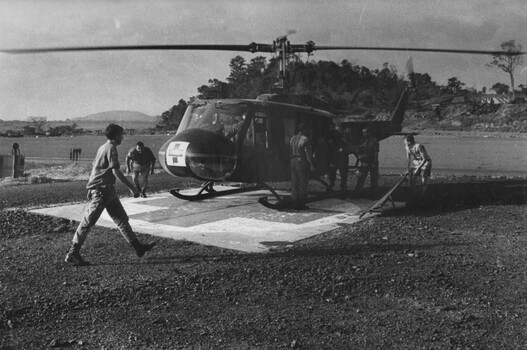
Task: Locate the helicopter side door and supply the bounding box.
[237,112,272,182]
[236,106,296,183]
[266,112,294,182]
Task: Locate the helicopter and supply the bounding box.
[157,79,410,206]
[2,36,524,207]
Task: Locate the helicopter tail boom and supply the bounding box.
[390,88,410,125]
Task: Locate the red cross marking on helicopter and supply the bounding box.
[32,186,401,252]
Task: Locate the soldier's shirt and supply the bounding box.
[290,134,312,162]
[357,136,379,167]
[127,147,156,166]
[86,141,120,190]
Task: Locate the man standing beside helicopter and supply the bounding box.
[327,123,350,192]
[355,126,379,198]
[290,123,316,210]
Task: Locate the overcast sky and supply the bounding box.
[0,0,525,120]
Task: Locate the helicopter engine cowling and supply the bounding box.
[159,128,237,181]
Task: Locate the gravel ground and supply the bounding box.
[1,173,526,349]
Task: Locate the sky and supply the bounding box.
[0,0,525,121]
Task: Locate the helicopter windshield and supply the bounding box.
[177,102,248,143]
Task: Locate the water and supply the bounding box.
[1,134,526,177]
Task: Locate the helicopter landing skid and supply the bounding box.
[257,183,287,210]
[258,177,346,210]
[169,181,264,201]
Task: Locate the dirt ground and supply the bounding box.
[1,173,526,349]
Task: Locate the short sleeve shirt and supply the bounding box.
[127,147,156,166]
[357,136,379,167]
[86,141,120,189]
[290,134,312,162]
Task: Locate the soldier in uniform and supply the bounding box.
[355,127,379,197]
[126,141,156,198]
[65,124,156,266]
[11,143,21,178]
[289,123,315,210]
[327,123,350,191]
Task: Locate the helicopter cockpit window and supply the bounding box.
[177,103,248,142]
[216,113,245,142]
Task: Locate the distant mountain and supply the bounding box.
[73,110,156,122]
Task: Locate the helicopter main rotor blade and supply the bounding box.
[0,43,275,54]
[2,42,523,56]
[310,46,526,56]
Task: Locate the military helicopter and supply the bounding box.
[3,37,523,206]
[154,36,417,206]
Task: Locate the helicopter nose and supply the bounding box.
[160,129,237,181]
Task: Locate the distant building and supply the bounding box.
[477,95,512,105]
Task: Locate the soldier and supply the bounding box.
[290,123,316,210]
[327,123,350,191]
[404,134,432,201]
[126,141,156,198]
[65,124,156,266]
[11,143,21,178]
[355,127,379,197]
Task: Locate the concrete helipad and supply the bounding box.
[32,186,399,253]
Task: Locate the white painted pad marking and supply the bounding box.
[32,187,399,252]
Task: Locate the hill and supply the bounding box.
[73,110,156,122]
[404,103,527,134]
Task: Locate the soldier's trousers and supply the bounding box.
[328,166,349,190]
[72,185,137,246]
[290,158,310,208]
[355,166,379,195]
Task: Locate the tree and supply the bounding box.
[197,79,229,99]
[487,40,524,99]
[446,77,466,94]
[157,99,188,131]
[28,117,48,134]
[408,72,440,100]
[490,82,510,94]
[227,56,249,98]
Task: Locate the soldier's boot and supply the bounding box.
[65,243,91,266]
[130,239,156,258]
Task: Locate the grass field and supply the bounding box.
[0,134,173,160]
